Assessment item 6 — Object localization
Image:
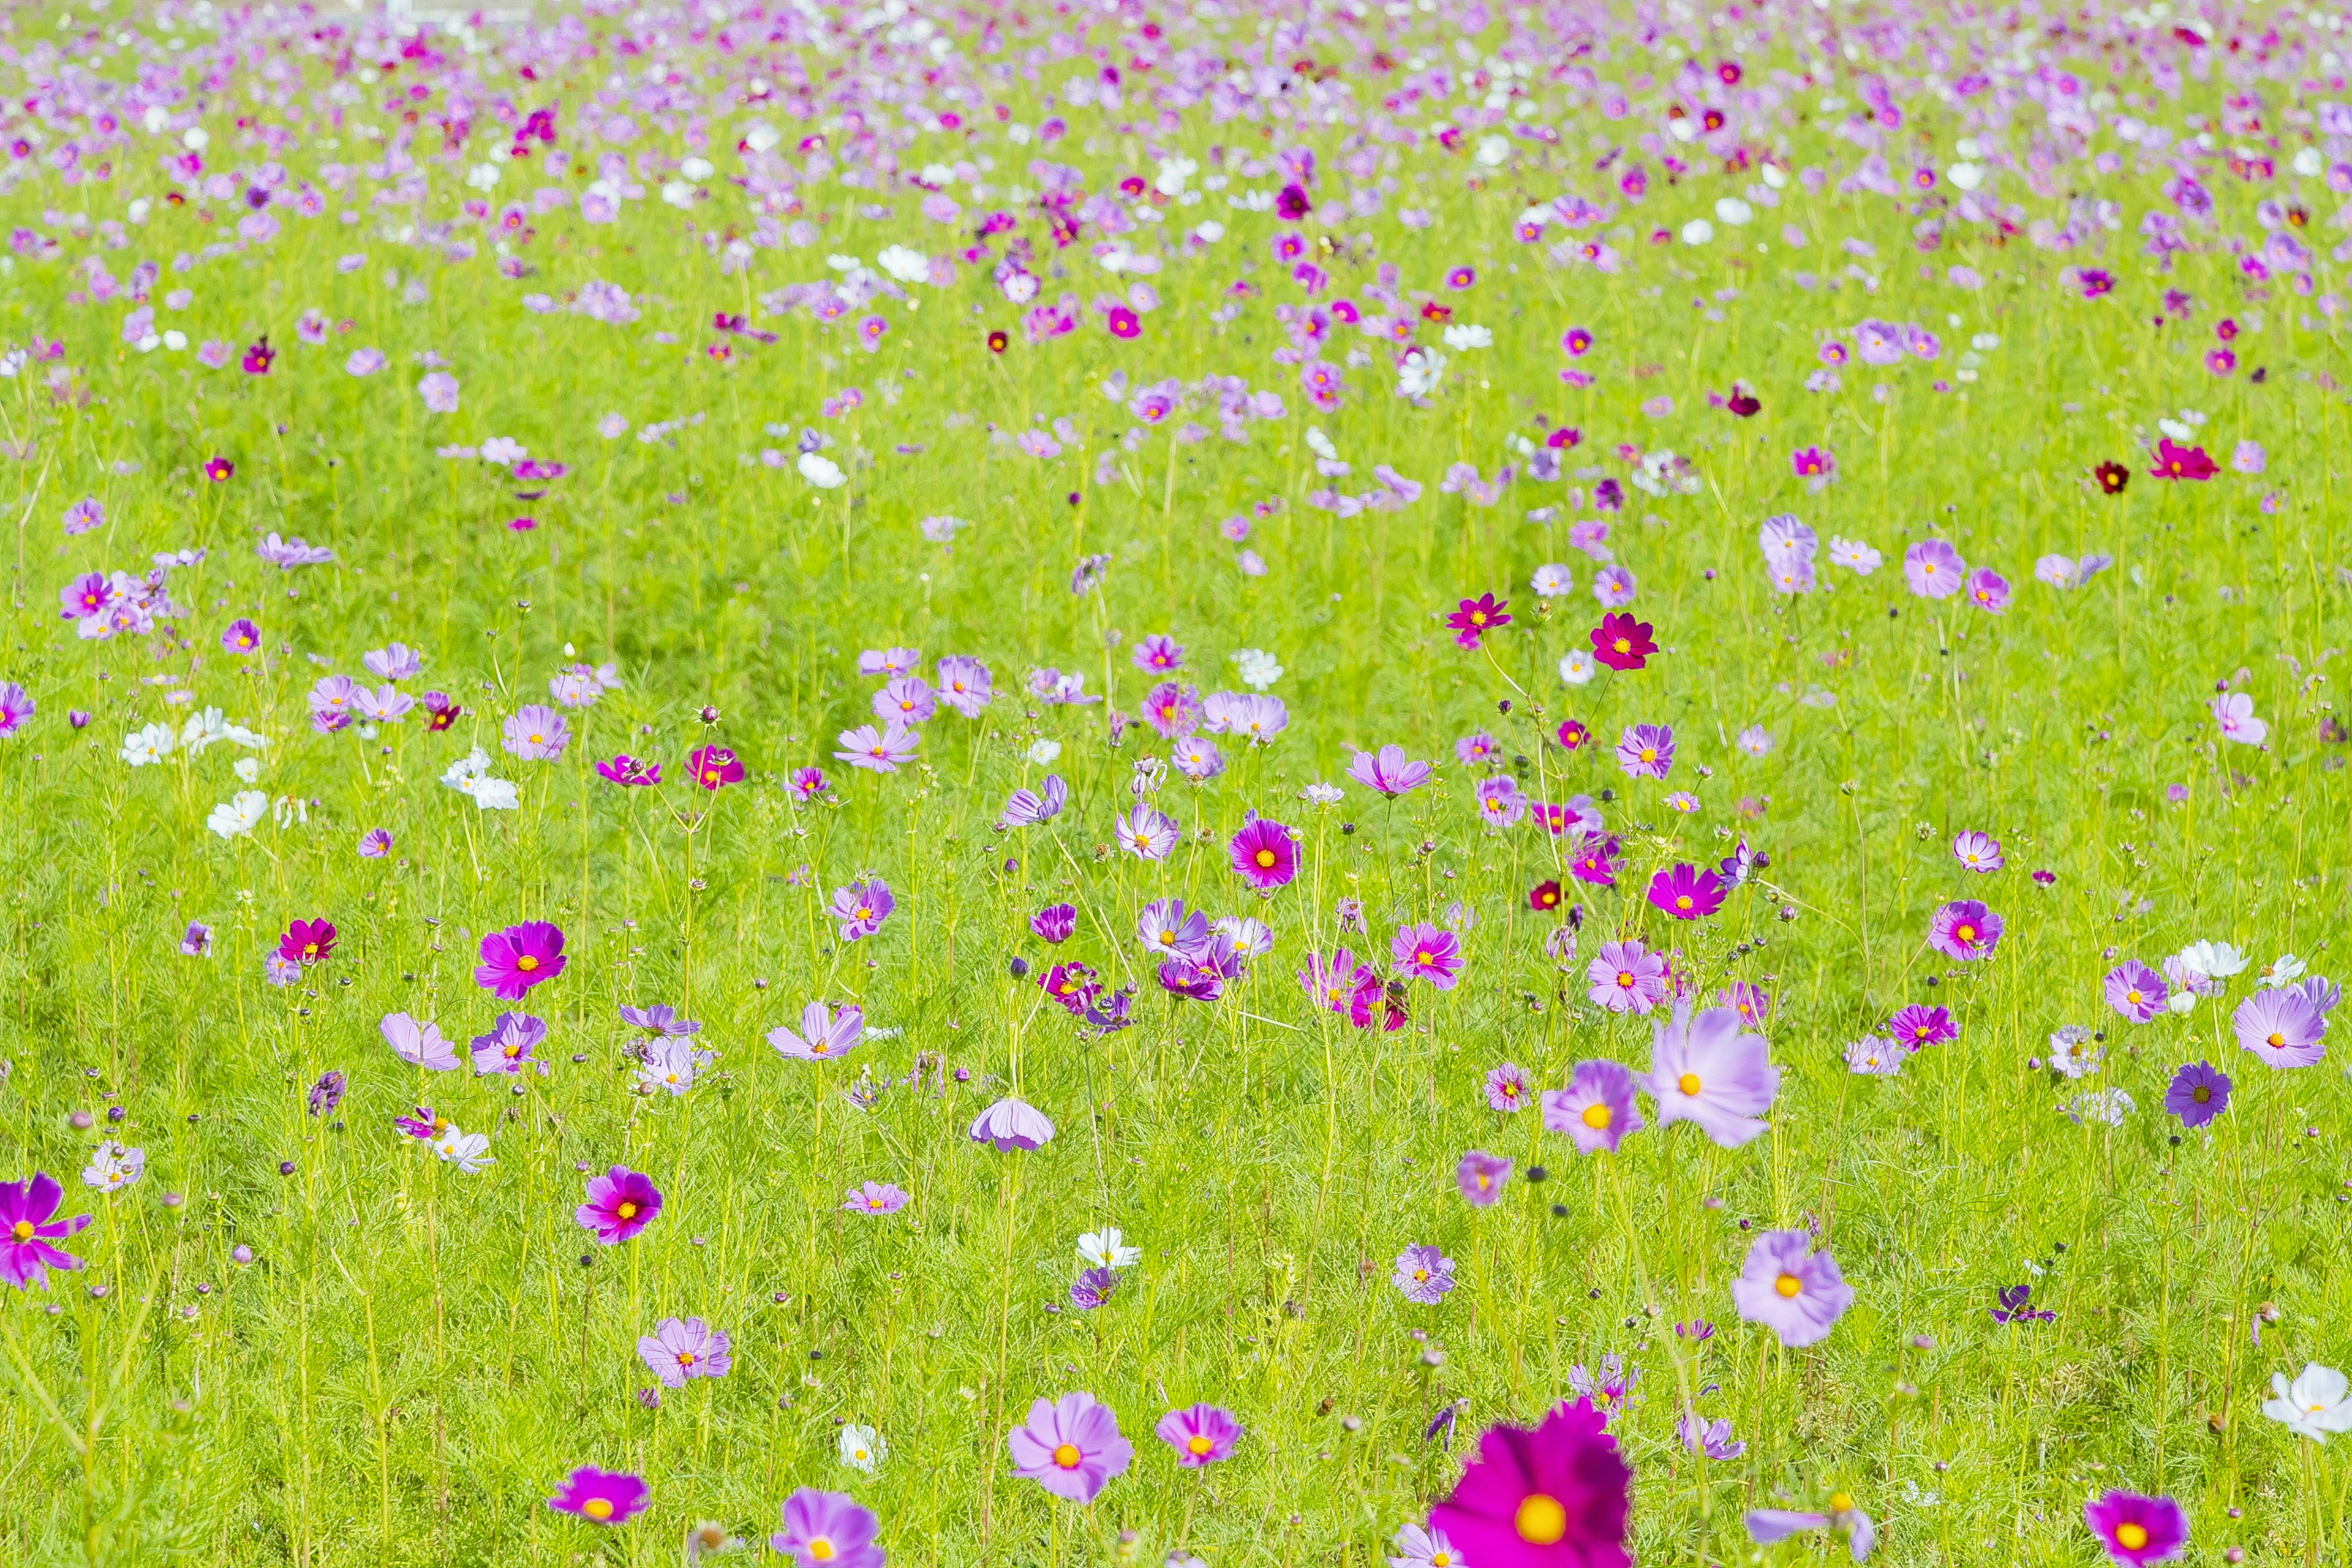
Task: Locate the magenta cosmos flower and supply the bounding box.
[277,917,337,965]
[2084,1490,2187,1567]
[476,921,566,1000]
[1902,539,1966,598]
[0,1173,92,1289]
[1927,900,2001,961]
[1446,592,1511,649]
[576,1166,662,1245]
[1156,1403,1240,1466]
[687,744,744,790]
[1427,1398,1632,1568]
[1965,567,2010,613]
[1348,743,1433,796]
[1589,612,1656,671]
[843,1180,911,1215]
[1542,1060,1644,1155]
[1229,817,1298,890]
[1729,1229,1853,1347]
[1587,940,1669,1014]
[1008,1392,1133,1502]
[771,1490,883,1568]
[636,1316,731,1387]
[546,1466,648,1525]
[1646,864,1726,921]
[1647,1003,1779,1148]
[2233,987,2326,1068]
[2105,961,2169,1023]
[1614,723,1674,780]
[1392,922,1464,989]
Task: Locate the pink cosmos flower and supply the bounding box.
[575,1166,662,1245]
[1729,1229,1853,1346]
[1927,900,2001,962]
[1229,816,1298,889]
[1588,940,1669,1014]
[1646,1003,1779,1147]
[1902,538,1966,598]
[545,1466,647,1525]
[1542,1059,1644,1155]
[1008,1392,1133,1502]
[1392,922,1464,989]
[475,921,566,1000]
[1155,1403,1240,1466]
[1347,743,1432,796]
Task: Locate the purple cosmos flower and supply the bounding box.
[2234,987,2326,1068]
[1230,817,1299,889]
[1951,831,2003,872]
[687,745,744,791]
[1427,1399,1631,1568]
[1721,980,1771,1027]
[1132,633,1185,674]
[786,766,829,802]
[2105,961,2169,1023]
[500,704,570,761]
[1474,776,1528,829]
[1845,1038,1903,1075]
[2084,1490,2188,1567]
[1543,1060,1645,1155]
[576,1166,662,1245]
[1679,1410,1747,1461]
[770,1490,883,1568]
[619,1003,700,1038]
[179,922,212,957]
[469,1012,549,1076]
[1455,1150,1512,1208]
[871,676,937,727]
[834,722,920,773]
[1392,1243,1457,1303]
[1615,723,1675,779]
[843,1180,910,1215]
[1567,1355,1638,1427]
[768,1001,864,1061]
[1040,961,1101,1017]
[597,754,663,786]
[1648,1003,1779,1147]
[1069,1267,1120,1310]
[1888,1004,1956,1049]
[1729,1229,1853,1346]
[829,879,895,943]
[0,682,31,738]
[1392,922,1464,989]
[1139,680,1202,738]
[220,617,262,655]
[1007,1392,1133,1502]
[357,827,393,859]
[545,1466,647,1526]
[1031,903,1077,943]
[638,1316,731,1387]
[1115,802,1180,860]
[1965,567,2011,612]
[1646,863,1727,921]
[279,918,337,965]
[1445,592,1510,649]
[969,1096,1055,1151]
[1928,900,2001,961]
[1346,744,1433,796]
[1484,1061,1532,1112]
[381,1012,460,1071]
[1139,897,1213,962]
[0,1174,91,1289]
[476,921,566,1000]
[1744,1499,1875,1561]
[999,774,1069,829]
[935,655,993,717]
[1902,538,1967,598]
[1991,1284,2054,1324]
[1156,1403,1240,1466]
[2163,1061,2232,1126]
[1387,1523,1464,1568]
[1588,940,1669,1014]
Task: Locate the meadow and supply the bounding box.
[0,0,2350,1564]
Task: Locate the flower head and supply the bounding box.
[1729,1229,1853,1346]
[576,1166,662,1245]
[1392,1243,1457,1303]
[1446,592,1511,649]
[1007,1392,1133,1502]
[1589,612,1657,671]
[2234,987,2326,1068]
[769,1490,883,1568]
[2083,1491,2187,1566]
[475,921,566,1000]
[2163,1061,2231,1127]
[637,1317,732,1387]
[1455,1150,1513,1207]
[1647,1003,1778,1147]
[1229,817,1298,889]
[1542,1060,1645,1155]
[0,1173,91,1288]
[1156,1403,1239,1466]
[546,1466,647,1526]
[2263,1363,2352,1440]
[1928,900,2002,962]
[1427,1398,1632,1568]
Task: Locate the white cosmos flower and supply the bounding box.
[440,747,519,810]
[2264,1364,2352,1440]
[1558,649,1597,686]
[1395,346,1446,399]
[121,722,175,766]
[1948,162,1985,191]
[1713,197,1754,226]
[837,1423,886,1472]
[1681,218,1716,245]
[233,756,262,783]
[432,1126,494,1173]
[1531,564,1574,597]
[2262,954,2308,984]
[81,1142,145,1191]
[1077,1227,1142,1268]
[797,451,847,489]
[206,790,270,839]
[2176,940,2250,981]
[1025,739,1063,766]
[875,244,931,284]
[1828,537,1883,574]
[1232,648,1284,690]
[1439,323,1493,350]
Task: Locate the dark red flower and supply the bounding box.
[2094,461,2130,495]
[1528,880,1564,913]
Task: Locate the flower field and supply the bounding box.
[0,0,2349,1564]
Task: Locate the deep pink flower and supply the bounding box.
[1927,900,2001,961]
[1446,592,1511,649]
[0,1172,91,1289]
[1645,864,1725,920]
[1589,612,1656,671]
[576,1166,662,1245]
[545,1465,647,1525]
[1229,816,1298,890]
[475,921,567,1000]
[1392,922,1464,989]
[1155,1403,1240,1466]
[687,744,744,791]
[1427,1399,1632,1568]
[2084,1491,2187,1566]
[2150,439,2217,480]
[277,918,337,965]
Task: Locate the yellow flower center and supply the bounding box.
[1412,1267,1430,1281]
[2116,1523,2149,1551]
[582,1498,613,1521]
[1955,924,1976,943]
[1186,1434,1215,1455]
[1514,1493,1568,1545]
[1616,972,1634,989]
[517,955,539,972]
[1612,637,1631,654]
[9,1220,32,1242]
[2193,1086,2211,1102]
[1581,1103,1611,1130]
[1052,1442,1082,1469]
[1828,1493,1853,1512]
[1677,1072,1702,1096]
[1675,895,1692,911]
[1255,849,1277,869]
[1639,747,1657,763]
[616,1201,638,1219]
[809,1540,835,1561]
[2267,1032,2285,1048]
[1415,951,1433,966]
[677,1352,696,1367]
[1774,1272,1803,1298]
[2125,989,2143,1005]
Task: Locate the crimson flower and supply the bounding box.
[1589,612,1657,672]
[1447,593,1511,649]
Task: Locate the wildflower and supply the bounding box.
[2149,439,2216,480]
[1991,1284,2053,1324]
[1000,775,1069,828]
[1591,566,1637,606]
[1902,539,1966,598]
[1951,831,2003,872]
[1230,817,1299,889]
[546,1466,647,1526]
[1157,1404,1240,1466]
[0,683,33,737]
[476,921,567,1000]
[1588,941,1668,1014]
[1888,1005,1956,1049]
[2083,1491,2188,1566]
[2105,961,2169,1023]
[1828,538,1882,573]
[2211,691,2266,745]
[1392,922,1464,989]
[1645,864,1725,921]
[1456,1150,1512,1207]
[829,879,895,942]
[1542,1060,1645,1155]
[80,1143,144,1193]
[1730,1229,1853,1346]
[358,827,393,858]
[638,1317,732,1387]
[834,722,920,773]
[619,1003,700,1038]
[837,1425,884,1472]
[1485,1063,1532,1112]
[769,1001,864,1061]
[1387,1523,1466,1568]
[843,1181,910,1216]
[381,1012,460,1071]
[278,918,337,966]
[2234,988,2326,1068]
[1589,612,1657,671]
[1392,1243,1457,1303]
[1446,592,1510,649]
[687,745,744,790]
[1744,1496,1875,1561]
[1528,879,1564,913]
[1008,1392,1133,1502]
[1647,1003,1778,1147]
[2094,461,2130,494]
[786,766,828,801]
[1678,1410,1746,1460]
[1615,723,1675,779]
[1069,1267,1120,1310]
[2263,1364,2352,1440]
[1477,777,1529,829]
[969,1097,1056,1151]
[636,1038,710,1095]
[769,1490,883,1568]
[576,1166,662,1245]
[1427,1399,1631,1568]
[1927,900,2001,961]
[1348,744,1433,796]
[1844,1038,1904,1075]
[1965,567,2011,612]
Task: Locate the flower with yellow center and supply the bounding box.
[1774,1272,1803,1298]
[1514,1493,1568,1544]
[1677,1072,1702,1096]
[1051,1443,1082,1469]
[582,1498,614,1521]
[1581,1102,1611,1130]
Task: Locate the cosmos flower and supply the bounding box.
[769,1491,883,1568]
[0,1173,91,1288]
[1729,1229,1853,1346]
[637,1317,732,1387]
[1007,1392,1133,1502]
[1542,1060,1644,1155]
[1589,612,1657,671]
[546,1466,647,1526]
[2233,987,2326,1068]
[969,1097,1055,1151]
[1951,831,2003,872]
[1645,864,1725,921]
[1427,1399,1631,1568]
[1229,816,1299,889]
[768,1001,864,1061]
[1156,1403,1240,1466]
[1646,1003,1778,1147]
[1446,592,1511,648]
[2262,1363,2352,1440]
[1588,941,1668,1014]
[1392,1243,1457,1303]
[1902,539,1966,598]
[2162,1061,2231,1127]
[1455,1150,1512,1207]
[2082,1491,2187,1566]
[576,1166,662,1245]
[1348,744,1433,796]
[476,921,567,1000]
[1927,900,2002,961]
[2105,961,2169,1023]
